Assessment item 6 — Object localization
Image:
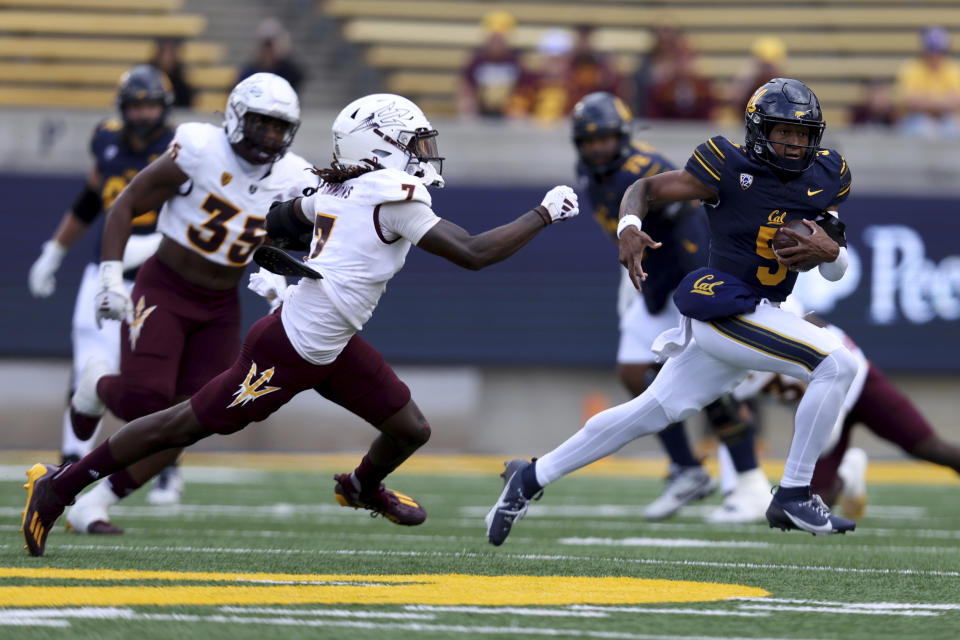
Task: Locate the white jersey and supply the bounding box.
[158,122,316,267]
[282,168,441,364]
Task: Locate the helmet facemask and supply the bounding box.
[233,111,299,164]
[748,113,824,174]
[121,99,167,139]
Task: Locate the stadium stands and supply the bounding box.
[324,0,959,121]
[0,0,230,110]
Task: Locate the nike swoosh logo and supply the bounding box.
[807,188,823,196]
[784,509,834,534]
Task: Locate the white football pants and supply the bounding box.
[60,263,131,459]
[536,301,859,489]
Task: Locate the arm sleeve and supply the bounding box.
[683,136,725,194]
[377,200,442,244]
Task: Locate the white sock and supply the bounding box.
[781,352,856,487]
[74,479,120,509]
[536,393,671,487]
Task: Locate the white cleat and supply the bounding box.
[71,356,114,417]
[706,468,772,524]
[837,447,868,520]
[146,465,184,505]
[644,465,716,520]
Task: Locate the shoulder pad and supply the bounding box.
[357,168,433,206]
[169,122,220,174]
[90,118,122,156]
[99,118,123,133]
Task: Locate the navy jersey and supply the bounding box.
[684,135,852,302]
[88,118,174,263]
[577,140,710,313]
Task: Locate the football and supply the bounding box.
[772,219,813,251]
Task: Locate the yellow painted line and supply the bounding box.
[3,451,957,484]
[0,569,767,606]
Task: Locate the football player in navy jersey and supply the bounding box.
[27,65,175,488]
[572,92,771,522]
[488,78,860,544]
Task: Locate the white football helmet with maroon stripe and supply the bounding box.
[331,93,444,188]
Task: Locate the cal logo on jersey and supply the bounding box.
[690,274,724,296]
[739,173,753,190]
[228,362,281,408]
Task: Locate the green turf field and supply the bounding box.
[2,452,959,639]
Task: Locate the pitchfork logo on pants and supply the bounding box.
[228,362,281,408]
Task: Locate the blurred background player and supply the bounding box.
[741,308,960,520]
[63,72,317,535]
[21,93,581,557]
[571,91,769,522]
[27,65,174,489]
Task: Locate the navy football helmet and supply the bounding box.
[744,77,824,174]
[116,64,173,138]
[572,91,633,176]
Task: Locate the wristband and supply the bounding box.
[616,214,642,238]
[99,260,125,289]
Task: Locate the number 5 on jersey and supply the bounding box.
[309,213,337,259]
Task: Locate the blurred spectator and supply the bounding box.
[458,11,526,118]
[631,24,686,117]
[849,79,896,128]
[567,24,623,105]
[644,43,715,120]
[237,18,304,91]
[729,36,787,114]
[506,29,575,123]
[896,26,960,139]
[149,38,194,108]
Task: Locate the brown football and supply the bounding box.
[772,219,813,251]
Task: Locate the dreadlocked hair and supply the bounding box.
[311,162,376,184]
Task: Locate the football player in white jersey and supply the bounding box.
[21,93,579,556]
[61,73,318,535]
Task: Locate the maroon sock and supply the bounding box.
[352,454,394,492]
[106,469,144,498]
[69,407,101,440]
[50,441,122,501]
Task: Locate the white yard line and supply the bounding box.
[1,543,956,578]
[738,604,939,616]
[0,608,829,639]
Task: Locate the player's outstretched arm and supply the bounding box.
[28,169,102,298]
[416,186,578,270]
[618,170,714,288]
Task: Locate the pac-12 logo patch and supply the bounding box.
[739,173,754,190]
[220,172,232,186]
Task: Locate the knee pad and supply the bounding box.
[705,394,752,445]
[821,346,859,390]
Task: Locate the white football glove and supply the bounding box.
[248,267,288,312]
[540,185,579,223]
[28,240,67,298]
[94,260,133,328]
